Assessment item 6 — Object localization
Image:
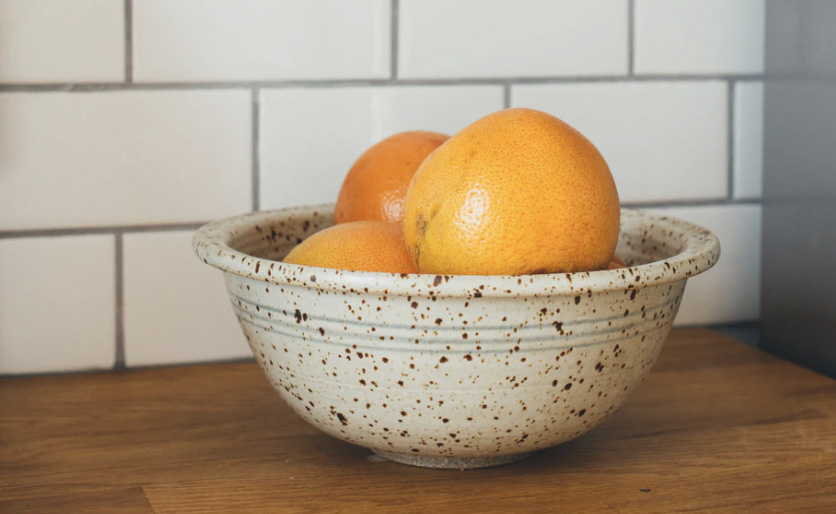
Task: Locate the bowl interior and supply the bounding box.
[229,207,334,262]
[226,207,696,268]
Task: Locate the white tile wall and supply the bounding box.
[652,204,761,326]
[634,0,765,75]
[398,0,628,79]
[0,91,251,230]
[259,86,504,210]
[0,1,768,374]
[734,82,764,199]
[0,235,115,374]
[123,231,250,367]
[0,0,124,83]
[512,81,729,203]
[133,0,390,82]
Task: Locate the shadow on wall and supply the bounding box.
[760,0,836,378]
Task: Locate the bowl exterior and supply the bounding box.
[224,271,685,458]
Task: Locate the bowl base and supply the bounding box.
[371,449,535,469]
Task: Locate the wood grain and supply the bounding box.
[2,328,835,513]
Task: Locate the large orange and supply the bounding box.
[335,131,449,224]
[403,108,620,276]
[283,221,417,274]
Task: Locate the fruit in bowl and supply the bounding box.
[403,108,620,276]
[194,108,719,468]
[283,220,417,274]
[335,131,448,225]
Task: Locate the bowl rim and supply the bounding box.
[193,204,720,297]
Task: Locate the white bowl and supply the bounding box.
[194,205,719,469]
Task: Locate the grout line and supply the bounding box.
[251,89,260,212]
[0,74,768,93]
[503,83,511,108]
[124,0,133,82]
[0,222,206,240]
[727,80,736,200]
[390,0,399,79]
[624,197,761,209]
[114,232,125,370]
[0,198,762,242]
[120,356,258,372]
[627,0,635,76]
[0,355,257,378]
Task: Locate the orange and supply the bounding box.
[607,253,627,270]
[335,131,449,224]
[283,221,417,274]
[403,108,620,276]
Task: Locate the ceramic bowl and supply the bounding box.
[194,205,719,469]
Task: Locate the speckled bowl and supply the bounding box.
[194,205,719,469]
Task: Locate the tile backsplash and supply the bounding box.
[398,0,629,78]
[122,231,251,367]
[0,235,116,374]
[513,81,729,203]
[0,0,765,374]
[0,91,252,230]
[0,0,124,83]
[633,0,765,75]
[133,0,391,82]
[259,85,504,210]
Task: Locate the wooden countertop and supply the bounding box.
[2,328,835,513]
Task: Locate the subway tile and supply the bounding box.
[123,231,251,367]
[398,0,628,79]
[0,91,251,230]
[0,235,115,375]
[259,86,503,210]
[634,0,765,75]
[513,81,728,203]
[0,0,124,83]
[733,82,764,199]
[648,204,761,326]
[133,0,390,82]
